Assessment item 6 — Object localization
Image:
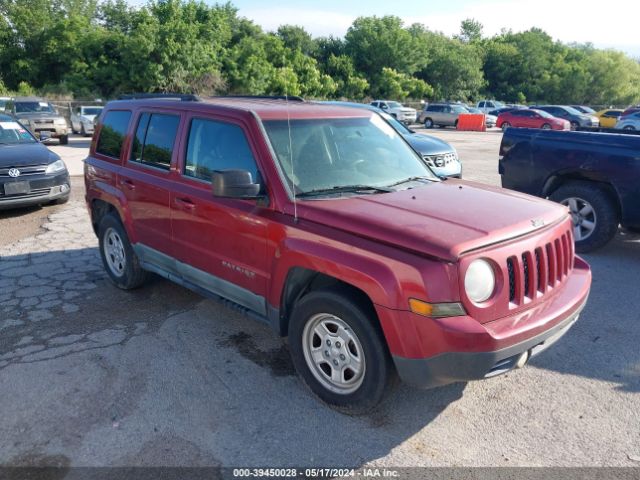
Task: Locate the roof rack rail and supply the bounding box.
[214,95,305,102]
[118,93,201,101]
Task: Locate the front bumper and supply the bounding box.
[24,124,68,138]
[393,299,585,388]
[0,172,70,210]
[385,256,591,388]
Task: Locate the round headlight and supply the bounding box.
[465,259,495,303]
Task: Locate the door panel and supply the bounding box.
[170,115,269,309]
[120,111,181,256]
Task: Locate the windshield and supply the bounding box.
[15,101,55,114]
[81,107,103,116]
[0,100,7,110]
[452,105,467,113]
[532,109,554,118]
[379,111,412,135]
[0,121,36,144]
[387,102,402,109]
[263,115,437,196]
[466,107,482,113]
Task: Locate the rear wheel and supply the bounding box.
[423,118,434,128]
[623,125,635,131]
[289,289,393,414]
[570,121,579,130]
[542,123,552,130]
[501,122,511,131]
[80,124,87,136]
[98,214,148,289]
[550,181,619,252]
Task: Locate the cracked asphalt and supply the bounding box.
[0,132,639,469]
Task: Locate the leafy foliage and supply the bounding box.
[0,2,639,106]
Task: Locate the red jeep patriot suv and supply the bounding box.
[85,96,591,412]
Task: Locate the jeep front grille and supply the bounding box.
[506,229,573,306]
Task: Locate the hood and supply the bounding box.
[15,112,64,120]
[0,142,57,167]
[404,133,454,156]
[297,179,568,261]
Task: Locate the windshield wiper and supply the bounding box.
[296,184,393,198]
[386,176,435,188]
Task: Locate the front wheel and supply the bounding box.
[501,122,511,131]
[570,121,579,130]
[542,123,552,130]
[423,118,434,129]
[623,126,635,131]
[550,181,619,252]
[289,289,393,414]
[98,214,148,289]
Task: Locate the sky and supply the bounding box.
[229,0,640,57]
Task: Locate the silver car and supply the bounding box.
[418,103,467,128]
[615,112,640,131]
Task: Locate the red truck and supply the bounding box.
[85,96,591,412]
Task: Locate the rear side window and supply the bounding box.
[130,113,180,170]
[96,110,131,159]
[184,118,258,182]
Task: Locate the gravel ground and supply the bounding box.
[0,131,639,469]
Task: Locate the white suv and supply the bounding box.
[370,100,417,124]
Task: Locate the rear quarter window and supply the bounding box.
[96,110,132,159]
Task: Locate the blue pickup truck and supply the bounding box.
[499,128,640,252]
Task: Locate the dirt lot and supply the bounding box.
[1,132,639,469]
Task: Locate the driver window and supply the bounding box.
[184,118,259,183]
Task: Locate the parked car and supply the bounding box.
[615,112,640,130]
[500,127,640,251]
[570,105,597,115]
[70,105,103,136]
[418,103,468,128]
[476,100,505,113]
[321,101,461,178]
[370,100,417,124]
[0,114,70,210]
[621,106,640,118]
[594,109,623,128]
[6,97,69,144]
[497,109,570,131]
[465,107,497,128]
[0,97,10,113]
[85,95,591,412]
[533,105,599,129]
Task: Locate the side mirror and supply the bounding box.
[211,169,261,198]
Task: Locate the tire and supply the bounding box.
[454,120,459,129]
[623,126,635,131]
[81,124,87,136]
[59,135,69,145]
[549,181,619,252]
[98,213,148,289]
[423,118,434,129]
[501,122,511,132]
[570,121,579,130]
[288,288,393,414]
[542,123,552,130]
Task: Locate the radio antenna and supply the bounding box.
[284,57,298,222]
